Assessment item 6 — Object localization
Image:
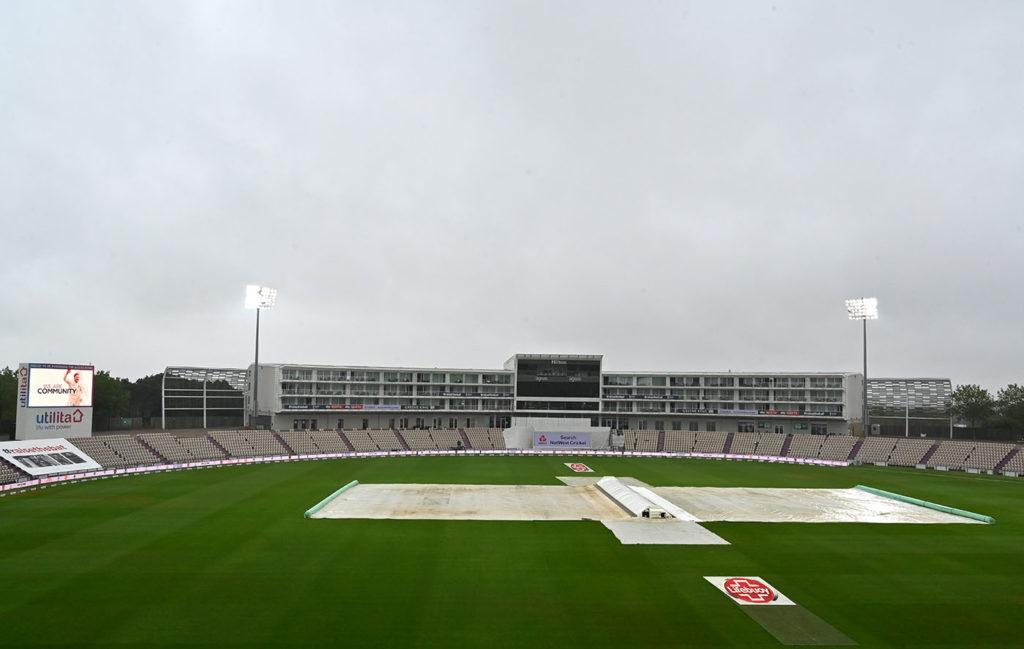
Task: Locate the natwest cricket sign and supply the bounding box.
[534,432,590,449]
[16,363,94,440]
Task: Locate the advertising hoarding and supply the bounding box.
[533,432,591,448]
[0,438,102,477]
[16,363,94,440]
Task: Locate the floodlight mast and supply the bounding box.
[246,286,277,428]
[846,298,878,436]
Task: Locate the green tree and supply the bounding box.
[0,367,18,438]
[995,384,1024,430]
[93,371,130,431]
[128,373,163,420]
[949,384,996,428]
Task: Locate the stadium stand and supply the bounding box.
[963,442,1014,472]
[729,432,759,454]
[278,430,319,455]
[0,461,31,485]
[925,440,976,470]
[311,431,352,453]
[208,430,289,458]
[662,431,696,453]
[176,435,228,461]
[400,430,437,451]
[888,438,937,467]
[693,431,728,453]
[819,435,859,461]
[463,428,507,450]
[400,429,464,451]
[755,432,786,456]
[624,430,659,452]
[72,438,134,469]
[138,432,191,463]
[856,437,898,463]
[786,434,824,459]
[1001,448,1024,474]
[3,429,1022,489]
[101,434,162,466]
[344,430,385,452]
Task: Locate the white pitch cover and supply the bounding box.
[704,576,796,606]
[0,438,102,477]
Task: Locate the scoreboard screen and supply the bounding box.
[516,358,601,399]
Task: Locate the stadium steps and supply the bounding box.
[723,433,734,453]
[656,431,666,452]
[919,442,942,465]
[337,431,356,452]
[848,438,865,460]
[393,429,411,451]
[272,432,295,455]
[207,434,231,458]
[136,436,168,463]
[458,429,472,450]
[779,434,793,457]
[995,447,1019,473]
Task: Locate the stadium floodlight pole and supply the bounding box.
[846,297,878,436]
[245,285,277,429]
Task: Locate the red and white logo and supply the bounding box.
[704,576,795,606]
[723,578,777,603]
[538,435,547,443]
[564,462,594,473]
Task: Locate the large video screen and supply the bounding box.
[516,358,601,399]
[26,364,94,408]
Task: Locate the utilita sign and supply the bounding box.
[15,363,94,440]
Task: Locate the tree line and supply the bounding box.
[949,384,1024,431]
[0,368,164,436]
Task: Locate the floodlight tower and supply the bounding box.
[245,285,277,428]
[846,297,878,436]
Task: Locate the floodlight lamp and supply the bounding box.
[845,297,878,320]
[245,285,278,309]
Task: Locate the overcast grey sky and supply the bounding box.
[1,1,1021,391]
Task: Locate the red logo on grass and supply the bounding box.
[724,578,778,604]
[566,463,593,473]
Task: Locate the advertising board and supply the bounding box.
[16,363,94,440]
[534,432,590,448]
[0,438,102,477]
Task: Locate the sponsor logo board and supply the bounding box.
[534,433,590,448]
[704,576,796,606]
[564,462,594,473]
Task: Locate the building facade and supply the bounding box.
[243,354,865,436]
[866,378,953,438]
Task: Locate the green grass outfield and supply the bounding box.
[1,456,1022,648]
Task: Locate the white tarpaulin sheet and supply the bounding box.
[310,483,632,521]
[603,520,730,545]
[651,487,983,524]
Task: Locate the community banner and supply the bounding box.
[0,438,102,477]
